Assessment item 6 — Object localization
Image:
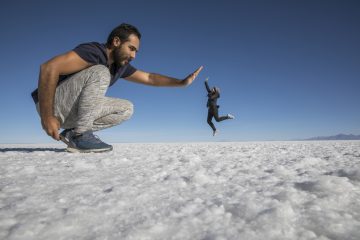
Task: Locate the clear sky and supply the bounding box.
[1,0,359,143]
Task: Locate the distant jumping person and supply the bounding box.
[205,78,234,136]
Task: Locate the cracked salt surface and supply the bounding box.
[1,141,360,240]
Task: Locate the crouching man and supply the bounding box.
[31,23,202,152]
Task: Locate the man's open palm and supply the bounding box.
[183,66,203,86]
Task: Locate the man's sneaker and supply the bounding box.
[227,114,235,119]
[213,130,219,136]
[59,129,74,145]
[67,131,113,153]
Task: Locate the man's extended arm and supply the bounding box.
[38,51,91,140]
[125,66,203,87]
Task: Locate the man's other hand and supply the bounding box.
[41,116,61,141]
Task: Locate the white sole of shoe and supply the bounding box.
[66,147,113,153]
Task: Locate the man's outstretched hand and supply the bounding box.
[182,66,203,86]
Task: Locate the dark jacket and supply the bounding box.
[205,81,220,108]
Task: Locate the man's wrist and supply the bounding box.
[180,79,189,87]
[41,114,55,122]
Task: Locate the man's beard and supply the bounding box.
[113,46,129,68]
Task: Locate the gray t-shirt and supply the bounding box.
[31,42,137,103]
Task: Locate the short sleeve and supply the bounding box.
[121,64,137,78]
[73,42,107,65]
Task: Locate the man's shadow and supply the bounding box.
[0,148,65,153]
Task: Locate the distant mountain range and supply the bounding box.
[304,134,360,141]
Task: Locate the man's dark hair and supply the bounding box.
[106,23,141,46]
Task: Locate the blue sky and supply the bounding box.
[1,0,359,143]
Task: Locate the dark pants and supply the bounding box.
[207,105,229,132]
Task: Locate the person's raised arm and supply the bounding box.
[125,66,203,87]
[205,77,211,93]
[38,51,92,140]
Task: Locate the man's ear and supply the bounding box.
[113,37,121,47]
